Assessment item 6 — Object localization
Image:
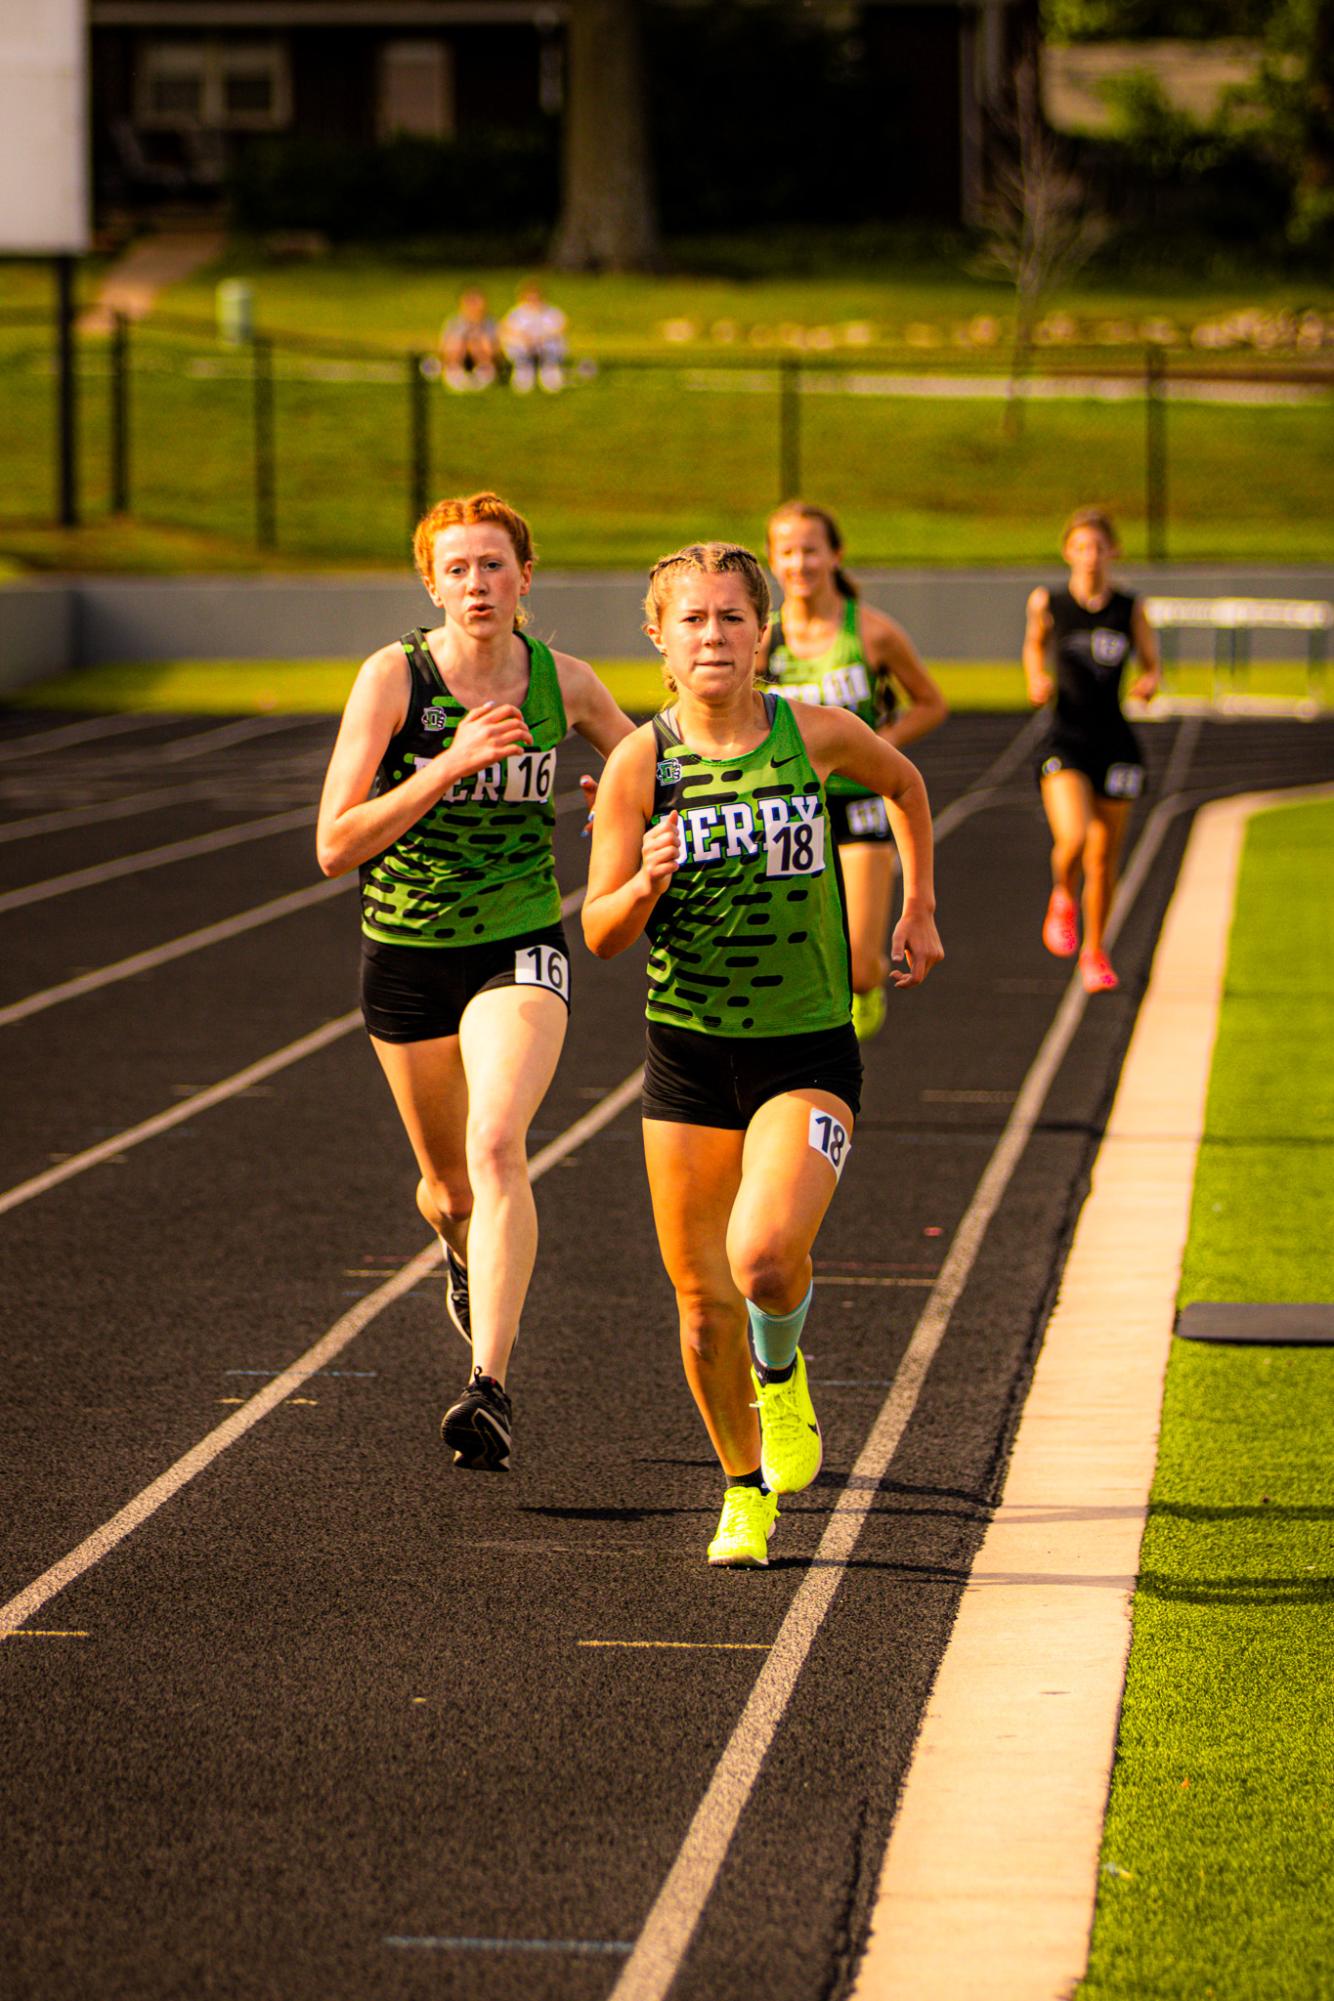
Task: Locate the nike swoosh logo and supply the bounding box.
[774,753,805,768]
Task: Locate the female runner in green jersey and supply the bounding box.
[584,543,942,1567]
[761,502,948,1042]
[317,492,633,1469]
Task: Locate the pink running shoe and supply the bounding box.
[1042,887,1079,957]
[1080,950,1119,994]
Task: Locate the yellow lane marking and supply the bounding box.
[1,1629,90,1638]
[577,1640,770,1651]
[814,1275,935,1287]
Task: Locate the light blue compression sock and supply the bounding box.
[747,1281,813,1381]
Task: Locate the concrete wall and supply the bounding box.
[4,565,1332,687]
[0,580,78,693]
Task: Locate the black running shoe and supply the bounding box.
[441,1367,512,1470]
[443,1245,470,1343]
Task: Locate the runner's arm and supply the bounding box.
[315,647,531,878]
[1022,588,1054,706]
[864,606,949,750]
[1127,600,1162,702]
[581,730,680,958]
[794,706,942,986]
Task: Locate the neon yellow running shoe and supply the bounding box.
[751,1347,823,1495]
[707,1484,779,1567]
[851,985,887,1041]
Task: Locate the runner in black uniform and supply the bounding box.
[317,492,633,1465]
[1023,508,1160,993]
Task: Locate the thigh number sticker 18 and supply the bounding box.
[515,945,568,996]
[809,1107,850,1180]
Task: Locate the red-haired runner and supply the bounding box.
[317,492,634,1466]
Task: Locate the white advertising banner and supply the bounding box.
[0,0,90,254]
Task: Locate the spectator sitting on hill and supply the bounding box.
[500,281,567,394]
[440,289,501,391]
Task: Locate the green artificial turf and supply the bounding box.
[1079,798,1334,2001]
[2,250,1334,568]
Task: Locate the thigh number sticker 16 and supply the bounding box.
[809,1108,850,1180]
[515,945,568,996]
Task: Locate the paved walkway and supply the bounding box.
[851,782,1334,1999]
[79,226,224,334]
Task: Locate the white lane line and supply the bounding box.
[0,1014,359,1219]
[0,1052,644,1637]
[0,807,314,915]
[0,713,180,762]
[0,784,209,846]
[0,887,589,1216]
[153,715,316,763]
[605,721,1202,2001]
[0,783,591,1027]
[851,779,1333,2001]
[0,877,350,1030]
[385,1938,634,1956]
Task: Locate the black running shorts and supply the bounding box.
[360,922,570,1043]
[642,1019,862,1130]
[828,793,895,846]
[1036,734,1145,802]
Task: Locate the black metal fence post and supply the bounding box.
[110,313,130,516]
[1145,346,1168,562]
[408,354,430,532]
[55,255,79,529]
[253,333,276,550]
[779,357,801,502]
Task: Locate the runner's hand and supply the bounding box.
[889,910,944,988]
[448,701,532,780]
[1027,671,1054,706]
[579,772,598,837]
[641,811,682,890]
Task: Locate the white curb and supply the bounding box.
[850,782,1334,2001]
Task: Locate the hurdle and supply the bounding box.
[1144,595,1332,707]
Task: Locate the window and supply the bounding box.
[137,39,290,133]
[378,41,455,142]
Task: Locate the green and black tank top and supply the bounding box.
[359,627,567,948]
[766,597,893,799]
[644,693,852,1037]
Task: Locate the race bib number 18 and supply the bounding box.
[809,1108,851,1180]
[764,817,826,878]
[515,944,568,996]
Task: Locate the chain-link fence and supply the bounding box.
[2,307,1331,567]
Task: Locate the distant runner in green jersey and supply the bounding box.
[317,491,633,1469]
[761,501,948,1043]
[584,541,942,1569]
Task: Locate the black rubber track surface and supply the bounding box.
[2,703,1330,2001]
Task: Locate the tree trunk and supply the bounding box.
[550,0,660,271]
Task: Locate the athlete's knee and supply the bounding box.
[416,1173,472,1233]
[730,1238,805,1314]
[465,1115,528,1187]
[1084,820,1114,865]
[677,1292,744,1365]
[850,943,888,993]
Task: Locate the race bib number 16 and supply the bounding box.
[504,749,556,803]
[515,944,568,997]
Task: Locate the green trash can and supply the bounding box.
[217,278,254,346]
